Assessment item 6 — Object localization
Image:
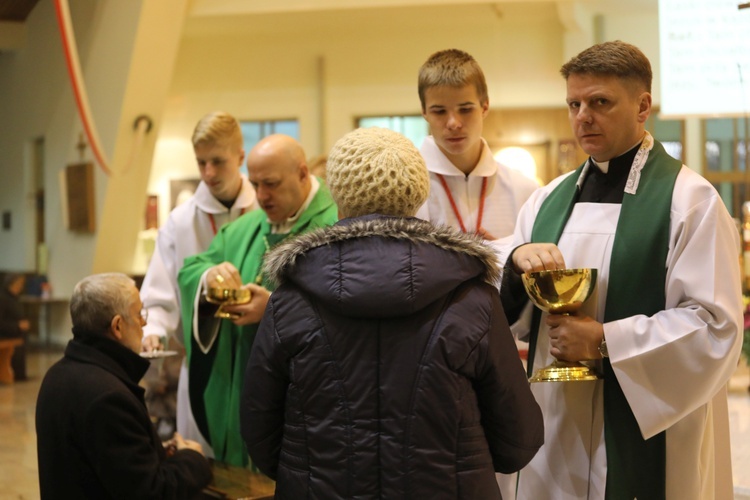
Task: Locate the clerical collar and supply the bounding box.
[591,159,610,173]
[590,140,643,174]
[578,141,643,204]
[269,176,320,234]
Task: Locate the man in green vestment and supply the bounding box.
[178,134,338,467]
[500,41,742,499]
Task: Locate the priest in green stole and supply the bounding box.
[500,42,742,499]
[178,135,338,467]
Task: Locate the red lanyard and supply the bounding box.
[208,208,245,235]
[437,174,487,234]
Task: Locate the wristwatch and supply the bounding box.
[598,339,609,358]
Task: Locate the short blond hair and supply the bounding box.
[418,49,489,111]
[191,111,244,152]
[561,40,652,93]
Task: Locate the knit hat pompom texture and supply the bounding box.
[327,127,430,218]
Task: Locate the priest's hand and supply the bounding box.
[512,243,566,273]
[222,283,271,326]
[206,262,243,289]
[546,313,604,361]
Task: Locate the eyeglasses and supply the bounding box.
[140,308,148,323]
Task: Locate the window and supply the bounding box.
[662,142,683,161]
[647,111,684,161]
[239,119,300,175]
[703,117,750,217]
[356,115,429,148]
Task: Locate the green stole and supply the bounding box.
[528,140,681,499]
[179,183,338,467]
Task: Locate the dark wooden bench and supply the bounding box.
[0,338,24,384]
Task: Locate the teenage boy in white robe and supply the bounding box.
[415,49,538,249]
[501,40,742,500]
[140,111,258,456]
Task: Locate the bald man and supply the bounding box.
[178,134,338,467]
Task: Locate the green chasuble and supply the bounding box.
[178,183,338,467]
[529,139,681,500]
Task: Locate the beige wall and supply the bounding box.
[0,0,660,317]
[0,0,117,285]
[0,0,147,343]
[149,1,659,225]
[0,0,186,344]
[149,5,562,225]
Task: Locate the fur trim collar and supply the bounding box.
[263,216,501,287]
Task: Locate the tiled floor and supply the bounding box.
[2,347,750,499]
[0,347,60,500]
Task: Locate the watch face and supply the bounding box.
[599,340,608,358]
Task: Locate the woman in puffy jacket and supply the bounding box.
[241,127,543,499]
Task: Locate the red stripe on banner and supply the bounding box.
[54,0,112,176]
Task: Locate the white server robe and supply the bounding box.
[416,136,538,254]
[140,176,257,454]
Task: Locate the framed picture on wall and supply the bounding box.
[170,179,201,209]
[145,195,158,229]
[64,162,96,233]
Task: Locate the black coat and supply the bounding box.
[36,334,212,499]
[241,216,544,499]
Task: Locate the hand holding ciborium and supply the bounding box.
[206,286,252,319]
[522,268,601,383]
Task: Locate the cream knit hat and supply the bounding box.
[327,127,429,218]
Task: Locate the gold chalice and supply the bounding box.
[522,268,600,383]
[206,287,251,319]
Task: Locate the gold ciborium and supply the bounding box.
[206,287,251,319]
[522,268,600,383]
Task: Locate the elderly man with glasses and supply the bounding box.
[36,273,212,499]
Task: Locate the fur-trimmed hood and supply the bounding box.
[262,215,500,318]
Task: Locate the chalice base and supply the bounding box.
[206,287,251,320]
[529,360,601,383]
[214,309,241,320]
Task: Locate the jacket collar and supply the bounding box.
[65,332,150,389]
[263,215,501,288]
